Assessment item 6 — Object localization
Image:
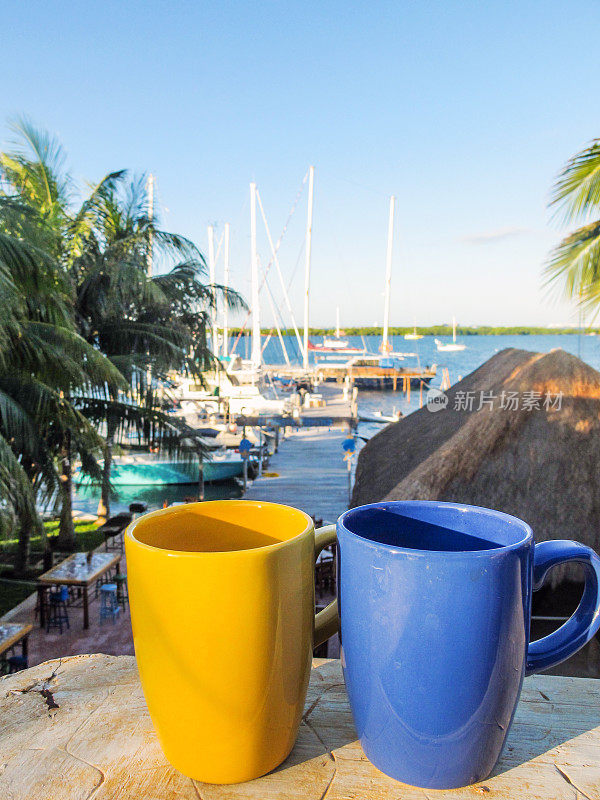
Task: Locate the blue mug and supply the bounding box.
[337,501,600,789]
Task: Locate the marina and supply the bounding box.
[3,9,600,799]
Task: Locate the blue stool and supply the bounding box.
[100,583,120,623]
[46,586,70,634]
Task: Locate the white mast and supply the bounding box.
[382,195,395,353]
[207,225,218,357]
[250,182,261,370]
[452,315,457,343]
[256,188,305,359]
[336,306,340,339]
[222,223,230,357]
[146,173,154,276]
[303,165,315,370]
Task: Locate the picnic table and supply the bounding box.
[0,655,598,799]
[36,552,120,630]
[0,622,32,662]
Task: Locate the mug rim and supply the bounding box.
[125,499,314,557]
[338,500,533,557]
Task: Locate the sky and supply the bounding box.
[1,0,599,328]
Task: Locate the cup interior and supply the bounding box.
[340,502,531,553]
[128,501,313,553]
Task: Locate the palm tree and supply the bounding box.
[545,139,600,311]
[0,118,245,551]
[69,172,244,516]
[0,225,125,571]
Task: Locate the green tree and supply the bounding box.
[0,225,124,571]
[0,118,244,556]
[545,139,600,311]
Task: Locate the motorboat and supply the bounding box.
[74,449,246,486]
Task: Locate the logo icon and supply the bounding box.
[426,387,448,412]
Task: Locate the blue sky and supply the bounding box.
[2,1,599,327]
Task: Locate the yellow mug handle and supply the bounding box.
[314,524,339,648]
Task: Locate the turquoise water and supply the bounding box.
[74,333,597,516]
[73,479,243,517]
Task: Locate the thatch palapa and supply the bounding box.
[352,348,600,572]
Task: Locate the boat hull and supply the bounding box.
[76,459,244,487]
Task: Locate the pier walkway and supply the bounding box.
[245,426,351,524]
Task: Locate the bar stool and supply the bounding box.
[7,654,28,673]
[99,584,120,624]
[46,586,70,634]
[114,574,128,609]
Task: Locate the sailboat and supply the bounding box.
[309,306,365,354]
[404,321,423,341]
[435,316,466,352]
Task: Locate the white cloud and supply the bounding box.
[461,227,531,245]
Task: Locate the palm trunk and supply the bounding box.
[57,432,76,550]
[14,504,43,576]
[100,440,112,519]
[99,417,117,519]
[14,462,44,575]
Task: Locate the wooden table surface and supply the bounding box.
[37,552,121,630]
[37,552,120,586]
[0,655,598,799]
[0,623,32,658]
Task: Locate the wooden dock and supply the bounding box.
[244,426,351,524]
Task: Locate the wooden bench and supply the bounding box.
[0,655,598,798]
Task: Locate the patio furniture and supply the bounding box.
[99,512,133,553]
[0,623,32,675]
[37,551,121,630]
[99,584,120,624]
[46,587,70,634]
[2,655,598,798]
[6,654,28,673]
[114,574,128,609]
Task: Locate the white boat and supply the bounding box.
[435,317,466,352]
[358,409,402,424]
[173,368,291,417]
[309,307,365,355]
[404,324,423,341]
[75,449,245,486]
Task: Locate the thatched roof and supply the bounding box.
[352,348,600,563]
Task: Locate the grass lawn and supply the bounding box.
[0,520,102,560]
[0,520,103,617]
[0,579,38,618]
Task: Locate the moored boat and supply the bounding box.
[75,450,245,486]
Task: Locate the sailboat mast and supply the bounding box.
[207,225,218,357]
[452,315,456,343]
[222,223,230,357]
[250,182,261,370]
[303,165,315,370]
[382,195,396,353]
[336,306,340,339]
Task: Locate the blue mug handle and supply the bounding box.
[526,540,600,675]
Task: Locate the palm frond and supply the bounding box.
[544,219,600,312]
[550,140,600,224]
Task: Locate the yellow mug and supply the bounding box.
[125,500,338,783]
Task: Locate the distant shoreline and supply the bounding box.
[228,326,597,337]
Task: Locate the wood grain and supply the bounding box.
[0,655,598,799]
